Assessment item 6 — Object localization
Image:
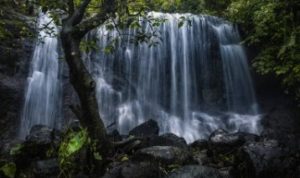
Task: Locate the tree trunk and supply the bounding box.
[60,27,111,154]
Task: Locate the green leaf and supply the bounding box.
[59,129,88,159]
[66,131,87,156]
[9,144,23,156]
[121,155,129,162]
[0,163,16,178]
[93,152,102,161]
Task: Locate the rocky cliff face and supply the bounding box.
[0,10,35,140]
[255,73,300,149]
[0,9,78,140]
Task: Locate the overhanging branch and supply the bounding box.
[75,12,110,37]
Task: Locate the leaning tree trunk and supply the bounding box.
[60,26,111,154]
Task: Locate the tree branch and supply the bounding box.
[68,0,92,26]
[75,0,117,38]
[68,0,75,14]
[78,0,92,14]
[75,12,109,37]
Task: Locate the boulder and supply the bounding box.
[164,165,224,178]
[103,161,162,178]
[134,146,190,165]
[208,129,259,155]
[129,119,159,137]
[24,125,53,149]
[33,159,59,177]
[190,139,209,150]
[192,150,211,166]
[236,132,260,144]
[0,139,23,157]
[18,125,58,160]
[208,129,242,157]
[209,129,244,147]
[218,167,233,178]
[108,130,122,142]
[235,139,299,178]
[143,133,188,149]
[15,159,60,178]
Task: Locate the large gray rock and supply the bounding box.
[108,129,123,142]
[192,150,211,166]
[129,119,159,137]
[19,125,59,159]
[236,139,299,178]
[209,129,243,147]
[25,125,53,146]
[208,129,259,155]
[0,139,23,158]
[190,139,209,150]
[134,146,190,164]
[33,159,59,177]
[142,133,188,149]
[165,165,224,178]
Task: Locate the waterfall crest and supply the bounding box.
[19,12,63,138]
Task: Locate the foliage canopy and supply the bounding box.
[226,0,300,99]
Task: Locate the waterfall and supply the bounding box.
[85,13,261,143]
[213,23,258,114]
[19,12,261,143]
[19,12,62,138]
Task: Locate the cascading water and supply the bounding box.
[214,23,258,114]
[85,13,261,143]
[19,12,62,138]
[19,12,261,143]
